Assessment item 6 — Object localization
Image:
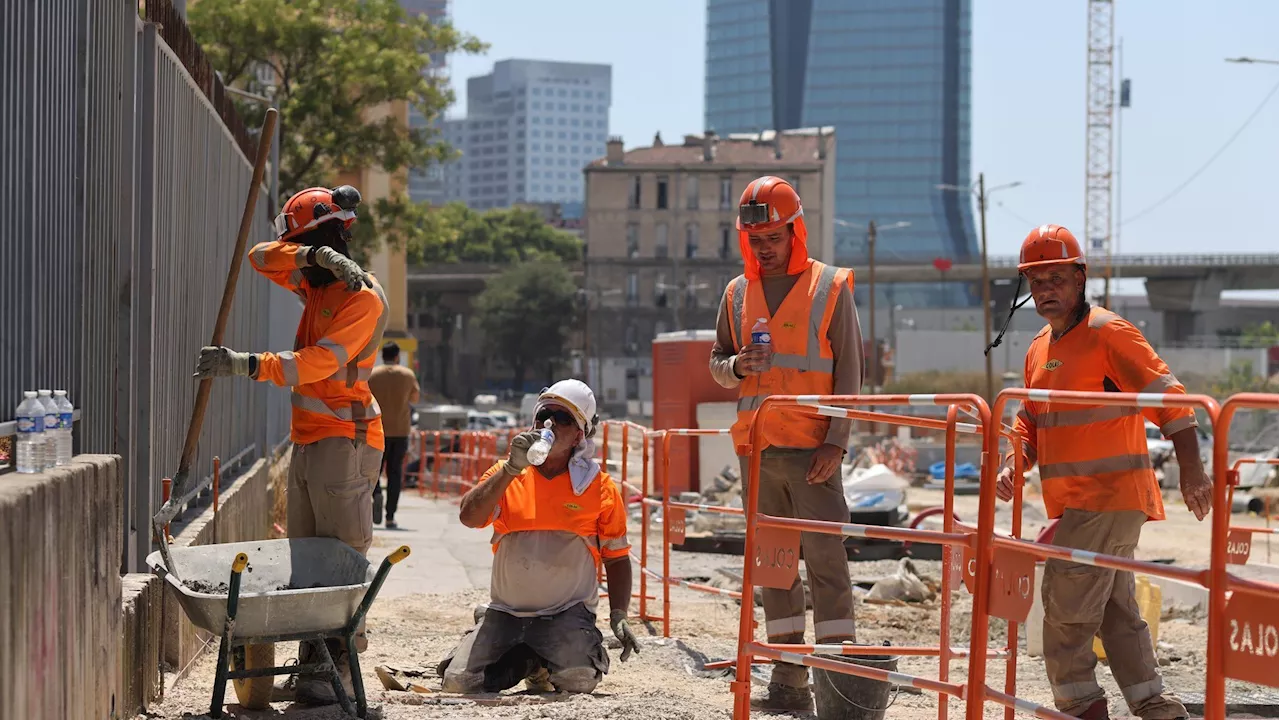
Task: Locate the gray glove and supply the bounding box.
[504,431,540,473]
[610,609,640,662]
[312,245,372,292]
[195,346,256,379]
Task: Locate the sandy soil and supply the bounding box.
[140,443,1275,720]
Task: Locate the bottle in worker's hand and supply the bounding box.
[750,317,774,372]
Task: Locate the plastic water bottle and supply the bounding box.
[526,420,555,466]
[15,391,45,474]
[53,390,73,466]
[750,317,773,372]
[37,390,59,470]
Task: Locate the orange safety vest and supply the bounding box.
[248,241,390,451]
[479,462,631,567]
[1016,307,1198,521]
[725,260,853,452]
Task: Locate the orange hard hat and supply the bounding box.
[1017,224,1086,272]
[736,176,811,278]
[273,185,362,242]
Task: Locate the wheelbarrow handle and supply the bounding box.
[210,552,250,719]
[346,546,411,635]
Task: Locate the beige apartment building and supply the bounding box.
[582,127,836,415]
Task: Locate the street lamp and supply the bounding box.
[220,80,281,214]
[577,287,622,388]
[655,280,710,332]
[834,218,910,391]
[1225,57,1280,65]
[937,174,1022,402]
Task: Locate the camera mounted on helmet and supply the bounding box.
[273,186,362,244]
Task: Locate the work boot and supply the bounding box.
[1077,699,1110,720]
[386,514,397,530]
[295,655,355,706]
[523,665,555,693]
[270,673,297,702]
[750,682,814,712]
[474,603,489,625]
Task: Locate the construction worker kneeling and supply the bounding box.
[440,380,640,694]
[710,176,864,712]
[996,225,1211,720]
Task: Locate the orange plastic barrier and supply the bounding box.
[1225,456,1280,564]
[413,430,494,499]
[599,420,662,617]
[730,394,1054,720]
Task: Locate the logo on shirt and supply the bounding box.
[563,502,581,511]
[1042,359,1064,371]
[781,322,796,329]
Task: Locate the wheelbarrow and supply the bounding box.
[146,537,410,718]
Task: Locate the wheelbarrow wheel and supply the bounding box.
[231,642,275,709]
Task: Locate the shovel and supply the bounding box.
[151,107,279,580]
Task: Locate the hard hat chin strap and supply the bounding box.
[985,275,1031,357]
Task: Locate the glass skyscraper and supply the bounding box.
[706,0,978,306]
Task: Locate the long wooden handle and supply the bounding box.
[176,108,279,482]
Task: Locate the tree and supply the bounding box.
[474,262,579,391]
[390,204,583,265]
[188,0,484,251]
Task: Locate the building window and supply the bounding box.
[626,223,639,258]
[720,176,734,209]
[628,175,641,209]
[626,272,639,306]
[685,222,699,258]
[686,176,699,209]
[625,324,638,356]
[625,368,639,400]
[719,224,732,259]
[685,272,699,309]
[789,176,801,194]
[655,273,668,307]
[656,176,669,210]
[655,222,668,258]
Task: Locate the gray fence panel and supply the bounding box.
[1,0,294,570]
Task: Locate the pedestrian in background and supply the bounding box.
[369,341,420,530]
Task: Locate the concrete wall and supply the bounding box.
[0,456,123,720]
[162,457,274,671]
[120,574,163,712]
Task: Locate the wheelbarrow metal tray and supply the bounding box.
[146,537,376,638]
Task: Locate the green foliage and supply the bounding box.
[363,203,583,266]
[188,0,484,250]
[1240,321,1279,349]
[474,262,580,389]
[884,370,989,398]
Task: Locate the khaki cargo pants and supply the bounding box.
[288,437,383,653]
[1043,509,1187,718]
[740,448,856,689]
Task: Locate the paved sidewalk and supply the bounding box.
[365,492,494,598]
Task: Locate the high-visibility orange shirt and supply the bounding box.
[248,241,390,451]
[1012,307,1198,520]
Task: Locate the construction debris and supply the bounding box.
[865,558,934,604]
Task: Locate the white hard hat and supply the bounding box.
[536,379,598,436]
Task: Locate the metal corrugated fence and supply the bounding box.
[2,1,298,570]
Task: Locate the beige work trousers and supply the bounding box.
[288,437,382,654]
[740,448,855,689]
[1043,509,1187,718]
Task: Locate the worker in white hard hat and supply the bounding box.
[438,379,640,694]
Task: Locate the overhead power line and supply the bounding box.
[1121,83,1279,228]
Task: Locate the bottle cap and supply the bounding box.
[54,390,66,396]
[24,391,36,398]
[38,389,51,395]
[757,317,767,323]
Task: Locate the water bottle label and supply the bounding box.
[45,413,58,428]
[17,416,43,434]
[751,331,771,345]
[59,412,73,430]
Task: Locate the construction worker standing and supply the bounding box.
[439,379,640,694]
[996,224,1210,720]
[709,176,864,712]
[195,185,389,706]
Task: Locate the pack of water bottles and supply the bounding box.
[13,389,75,474]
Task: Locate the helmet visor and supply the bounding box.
[738,202,771,227]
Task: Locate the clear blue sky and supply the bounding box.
[444,0,1278,270]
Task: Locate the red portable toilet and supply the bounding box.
[651,330,737,496]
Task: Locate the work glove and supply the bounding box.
[504,431,540,474]
[195,346,256,379]
[311,245,373,292]
[610,609,640,662]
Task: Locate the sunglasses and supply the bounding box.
[535,409,577,428]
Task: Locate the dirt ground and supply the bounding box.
[140,450,1276,720]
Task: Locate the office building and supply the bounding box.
[705,0,978,306]
[441,59,612,210]
[401,0,452,205]
[582,128,836,415]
